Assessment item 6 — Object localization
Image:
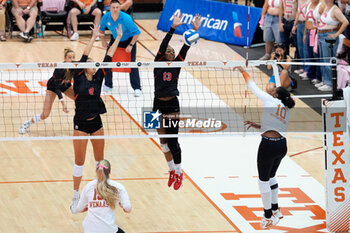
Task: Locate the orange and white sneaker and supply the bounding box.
[173,172,183,190]
[272,209,284,220]
[260,215,279,229]
[168,170,176,187]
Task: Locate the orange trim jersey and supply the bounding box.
[247,80,290,136]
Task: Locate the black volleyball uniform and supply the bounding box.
[46,68,72,100]
[73,55,111,134]
[153,27,190,114]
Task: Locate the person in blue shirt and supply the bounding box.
[99,0,141,97]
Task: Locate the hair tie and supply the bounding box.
[97,164,108,170]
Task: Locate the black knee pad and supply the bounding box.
[167,138,181,164]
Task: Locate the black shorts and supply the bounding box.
[152,96,180,115]
[74,4,99,15]
[74,115,103,134]
[46,79,71,93]
[257,136,287,181]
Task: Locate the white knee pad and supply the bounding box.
[160,143,170,153]
[73,164,84,177]
[258,179,271,194]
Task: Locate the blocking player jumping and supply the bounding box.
[236,66,295,229]
[71,24,123,208]
[153,12,201,190]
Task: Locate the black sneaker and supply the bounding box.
[26,36,33,43]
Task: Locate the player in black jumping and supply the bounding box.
[153,12,202,190]
[71,24,123,208]
[19,48,76,134]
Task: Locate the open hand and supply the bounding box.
[116,24,123,38]
[192,14,202,31]
[171,11,185,29]
[90,24,101,38]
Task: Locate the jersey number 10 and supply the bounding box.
[276,104,286,119]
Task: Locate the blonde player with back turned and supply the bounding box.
[235,66,295,229]
[71,159,131,233]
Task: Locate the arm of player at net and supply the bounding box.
[235,66,275,103]
[155,11,185,61]
[106,24,122,58]
[175,14,202,62]
[155,27,176,61]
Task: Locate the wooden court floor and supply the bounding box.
[0,19,324,232]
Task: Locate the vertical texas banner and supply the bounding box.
[157,0,262,46]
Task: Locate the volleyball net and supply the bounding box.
[0,60,336,141]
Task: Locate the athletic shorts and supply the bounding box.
[257,136,287,181]
[74,4,99,15]
[152,96,180,115]
[74,115,103,134]
[46,79,71,94]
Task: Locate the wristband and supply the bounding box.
[242,71,250,80]
[59,98,64,102]
[129,43,134,47]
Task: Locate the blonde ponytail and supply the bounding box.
[96,160,119,210]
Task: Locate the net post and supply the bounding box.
[272,60,281,87]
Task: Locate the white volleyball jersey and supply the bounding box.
[75,179,131,233]
[247,80,290,136]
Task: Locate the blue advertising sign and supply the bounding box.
[157,0,262,46]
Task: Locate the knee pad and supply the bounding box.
[73,164,84,177]
[258,179,271,194]
[160,143,170,153]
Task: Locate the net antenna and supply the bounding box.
[242,1,251,137]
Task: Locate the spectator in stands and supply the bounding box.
[69,0,102,41]
[0,0,6,41]
[340,0,350,63]
[259,0,283,60]
[103,0,132,14]
[303,0,322,85]
[292,0,309,79]
[279,0,297,56]
[11,0,38,42]
[99,0,142,97]
[316,0,348,91]
[267,43,296,91]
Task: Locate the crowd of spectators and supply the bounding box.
[257,0,349,92]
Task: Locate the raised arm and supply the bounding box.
[155,11,185,61]
[83,24,100,56]
[106,24,123,57]
[175,14,202,61]
[235,66,275,103]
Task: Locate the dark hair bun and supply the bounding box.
[276,87,295,109]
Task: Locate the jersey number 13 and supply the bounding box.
[163,72,172,81]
